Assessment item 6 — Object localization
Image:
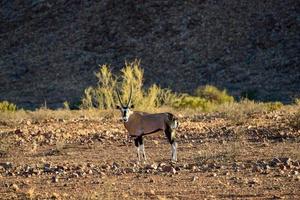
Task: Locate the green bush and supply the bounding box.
[63,101,70,110]
[157,88,182,107]
[195,85,234,104]
[172,95,215,112]
[0,101,17,112]
[265,101,283,111]
[294,98,300,106]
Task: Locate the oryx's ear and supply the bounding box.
[130,104,134,109]
[116,105,121,109]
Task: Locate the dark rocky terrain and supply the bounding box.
[0,0,299,109]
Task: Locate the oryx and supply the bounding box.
[116,87,179,163]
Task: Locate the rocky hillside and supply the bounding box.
[0,0,299,109]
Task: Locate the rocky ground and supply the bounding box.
[0,111,300,199]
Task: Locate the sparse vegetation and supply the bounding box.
[0,132,14,157]
[172,95,214,111]
[80,61,237,112]
[0,101,17,112]
[289,110,300,130]
[295,98,300,106]
[80,60,181,111]
[195,85,234,104]
[265,101,283,111]
[63,101,70,110]
[219,100,268,124]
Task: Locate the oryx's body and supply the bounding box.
[116,88,179,162]
[124,112,177,137]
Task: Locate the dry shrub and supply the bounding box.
[0,132,15,157]
[197,140,246,164]
[265,101,283,111]
[80,60,180,111]
[120,60,144,107]
[219,99,287,125]
[0,101,17,112]
[81,65,116,109]
[172,95,216,112]
[219,99,267,124]
[63,101,70,110]
[171,85,234,111]
[55,139,66,154]
[195,85,234,104]
[289,109,300,130]
[0,108,119,124]
[295,98,300,106]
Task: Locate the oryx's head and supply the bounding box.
[116,86,134,122]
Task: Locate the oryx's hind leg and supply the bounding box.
[165,127,177,162]
[134,136,146,163]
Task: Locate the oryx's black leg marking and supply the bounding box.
[134,136,143,146]
[165,125,175,144]
[134,136,144,161]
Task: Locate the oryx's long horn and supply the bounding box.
[127,85,133,107]
[116,89,124,107]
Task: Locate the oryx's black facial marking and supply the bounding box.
[117,106,132,122]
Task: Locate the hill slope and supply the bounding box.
[0,0,299,108]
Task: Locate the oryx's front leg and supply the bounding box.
[171,142,177,162]
[165,128,177,162]
[134,136,146,163]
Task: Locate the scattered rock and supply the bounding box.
[149,178,155,183]
[279,157,293,167]
[146,163,158,170]
[248,178,260,185]
[292,160,300,167]
[159,162,167,168]
[191,165,198,172]
[272,195,282,199]
[124,167,135,173]
[11,183,19,191]
[270,157,281,167]
[0,162,13,170]
[52,176,59,183]
[223,171,230,176]
[252,165,263,173]
[192,176,198,182]
[292,171,299,176]
[87,163,94,168]
[100,172,106,177]
[71,172,79,178]
[162,165,176,174]
[278,170,285,175]
[279,164,286,171]
[150,189,155,195]
[210,173,217,177]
